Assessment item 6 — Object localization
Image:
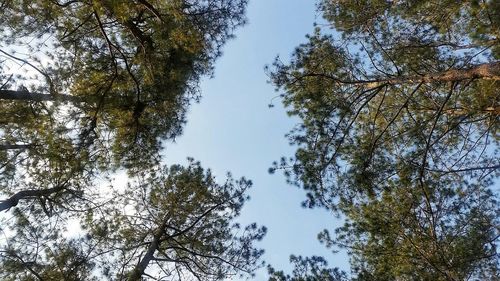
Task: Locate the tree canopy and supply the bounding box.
[270,0,499,279]
[1,161,266,280]
[268,255,345,281]
[1,0,499,280]
[0,1,268,280]
[0,0,247,211]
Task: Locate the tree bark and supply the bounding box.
[0,90,80,103]
[128,220,167,281]
[127,202,224,280]
[301,61,500,87]
[0,185,65,212]
[0,143,32,150]
[382,60,500,84]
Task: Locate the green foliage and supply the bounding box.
[1,0,247,168]
[270,0,499,279]
[319,180,499,280]
[0,1,262,280]
[0,208,97,281]
[87,160,266,280]
[268,255,345,281]
[1,160,265,280]
[0,0,247,213]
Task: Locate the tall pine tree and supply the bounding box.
[0,0,247,212]
[270,1,499,279]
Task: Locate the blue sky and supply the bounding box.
[163,0,349,278]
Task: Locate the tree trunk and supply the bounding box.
[128,219,167,281]
[303,61,500,87]
[383,60,500,84]
[0,90,80,103]
[0,185,65,212]
[0,143,32,150]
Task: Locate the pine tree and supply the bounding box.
[270,1,499,279]
[1,161,265,280]
[0,0,247,212]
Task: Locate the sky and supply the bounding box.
[161,0,349,278]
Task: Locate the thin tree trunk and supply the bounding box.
[127,202,224,280]
[0,90,80,103]
[0,185,65,212]
[128,220,167,281]
[0,143,32,150]
[301,61,500,87]
[382,60,500,84]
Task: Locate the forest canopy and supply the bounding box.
[0,0,247,211]
[0,0,498,280]
[270,0,499,280]
[0,1,268,280]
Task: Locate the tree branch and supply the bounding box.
[0,184,67,212]
[0,90,80,103]
[298,61,500,88]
